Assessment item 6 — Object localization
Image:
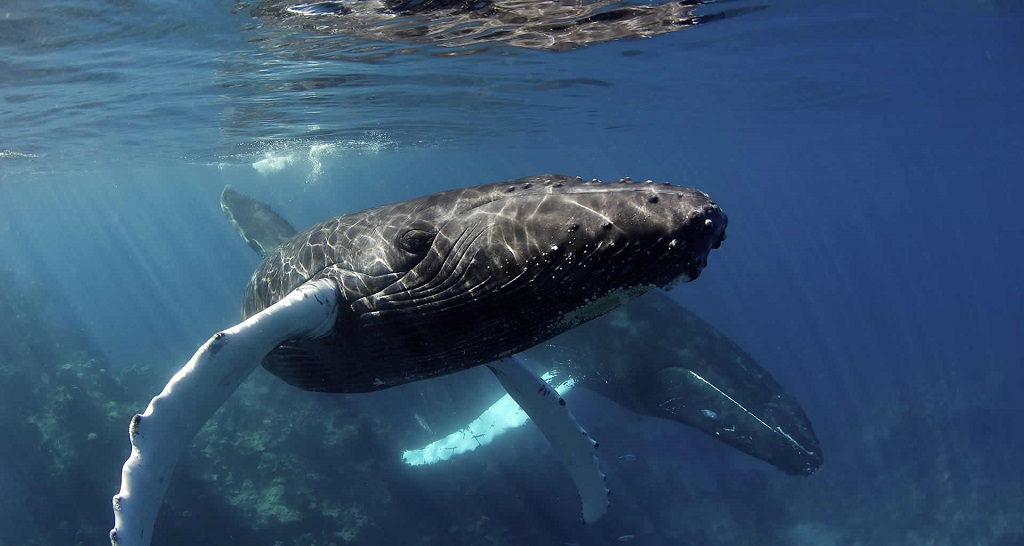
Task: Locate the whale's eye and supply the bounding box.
[400,228,435,255]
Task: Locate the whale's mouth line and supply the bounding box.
[365,228,696,323]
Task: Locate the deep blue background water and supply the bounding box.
[1,0,1022,544]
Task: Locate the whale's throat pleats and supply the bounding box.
[262,266,655,394]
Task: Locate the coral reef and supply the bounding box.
[0,268,149,545]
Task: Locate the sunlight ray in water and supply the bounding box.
[0,0,1021,544]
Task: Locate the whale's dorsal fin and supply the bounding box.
[220,185,298,257]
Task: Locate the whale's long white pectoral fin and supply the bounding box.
[401,371,578,466]
[487,355,609,524]
[110,278,340,546]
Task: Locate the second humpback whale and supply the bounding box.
[111,174,727,545]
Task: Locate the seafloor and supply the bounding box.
[2,267,1020,545]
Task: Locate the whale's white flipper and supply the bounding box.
[487,356,609,524]
[110,279,340,546]
[401,370,578,466]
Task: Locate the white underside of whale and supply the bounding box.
[402,370,578,466]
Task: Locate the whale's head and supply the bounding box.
[360,174,727,322]
[244,174,727,392]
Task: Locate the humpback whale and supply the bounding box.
[221,185,823,476]
[111,174,727,545]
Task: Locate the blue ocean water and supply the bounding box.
[1,1,1022,545]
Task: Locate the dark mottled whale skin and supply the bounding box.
[242,174,726,394]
